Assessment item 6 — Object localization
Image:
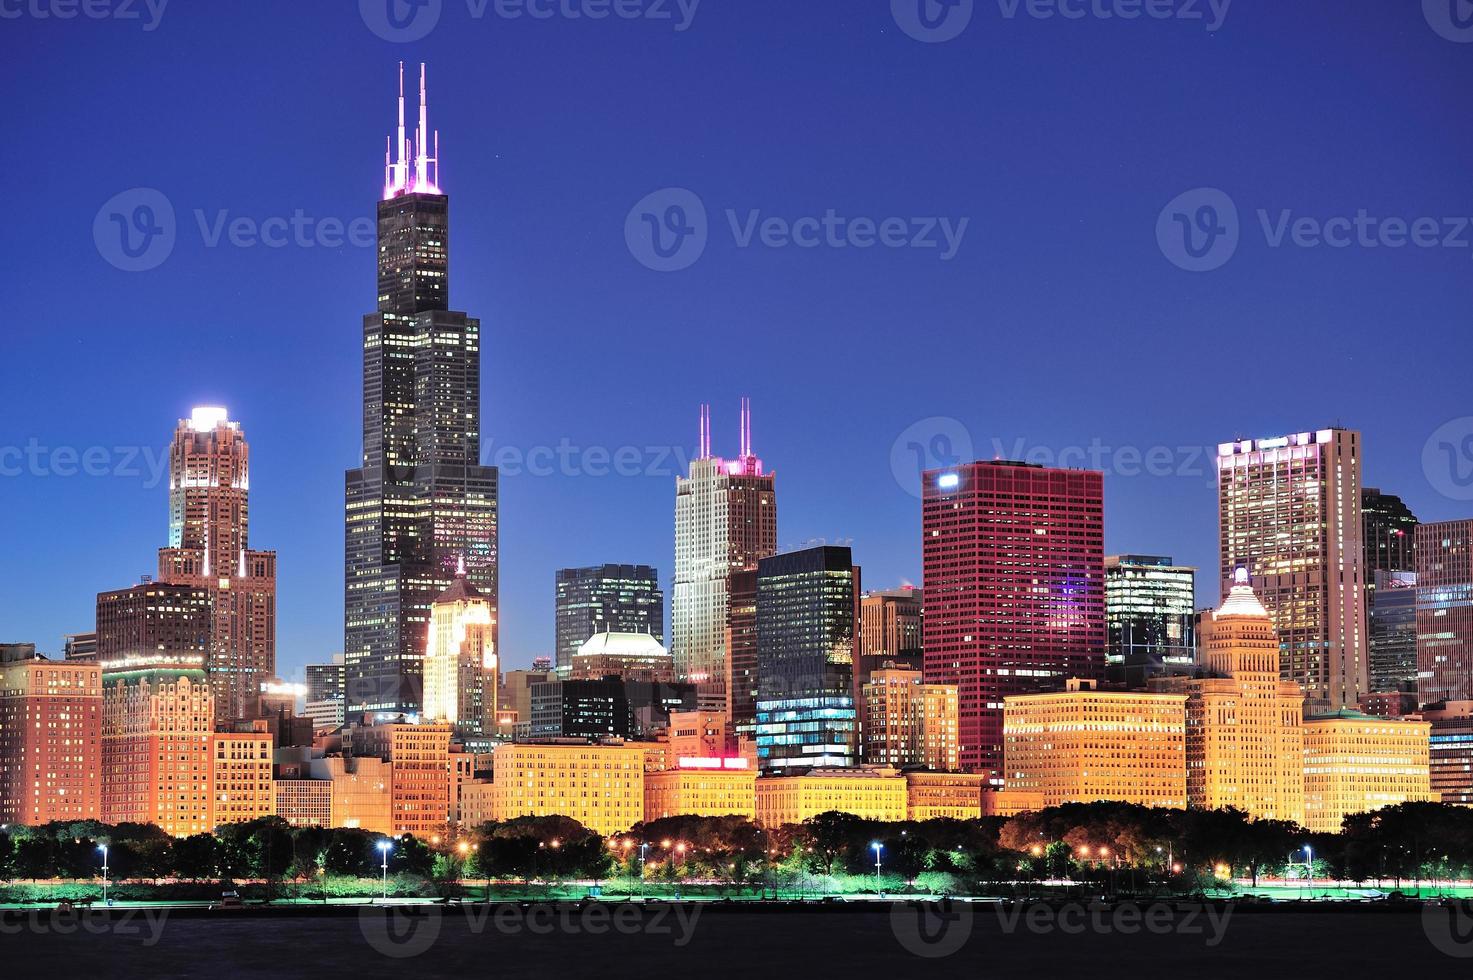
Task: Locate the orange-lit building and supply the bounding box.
[423,571,497,736]
[101,671,215,836]
[274,779,333,828]
[861,668,959,771]
[1003,680,1187,808]
[310,755,393,833]
[1176,572,1306,823]
[1302,711,1434,833]
[980,789,1045,817]
[904,771,987,820]
[348,722,454,836]
[210,723,274,826]
[644,759,756,820]
[666,709,734,761]
[754,766,907,826]
[0,649,102,824]
[490,740,645,834]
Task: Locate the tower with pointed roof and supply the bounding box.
[346,64,499,718]
[422,561,497,735]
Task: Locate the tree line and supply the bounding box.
[3,802,1472,889]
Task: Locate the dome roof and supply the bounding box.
[574,631,669,660]
[434,572,486,605]
[1216,568,1269,619]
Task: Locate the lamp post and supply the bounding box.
[380,842,397,901]
[871,842,883,898]
[639,843,649,899]
[1303,844,1313,896]
[98,844,109,906]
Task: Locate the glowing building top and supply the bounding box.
[383,61,442,200]
[1216,567,1271,621]
[695,397,765,477]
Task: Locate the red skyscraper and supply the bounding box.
[922,461,1105,779]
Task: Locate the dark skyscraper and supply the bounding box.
[1104,555,1196,687]
[345,64,498,716]
[922,461,1105,780]
[553,564,664,672]
[1363,487,1419,693]
[1418,519,1473,706]
[1363,488,1419,576]
[753,545,860,772]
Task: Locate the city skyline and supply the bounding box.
[5,3,1473,685]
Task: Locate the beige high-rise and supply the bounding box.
[1181,570,1306,824]
[1217,429,1367,711]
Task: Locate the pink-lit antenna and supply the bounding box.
[698,404,712,459]
[739,397,752,458]
[384,62,410,199]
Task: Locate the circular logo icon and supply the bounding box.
[890,416,973,498]
[1424,902,1473,958]
[1156,187,1239,273]
[360,0,443,42]
[359,905,443,959]
[93,188,176,272]
[1424,0,1473,43]
[891,899,974,958]
[1424,417,1473,501]
[891,0,974,43]
[625,187,708,272]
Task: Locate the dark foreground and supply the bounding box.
[4,901,1472,978]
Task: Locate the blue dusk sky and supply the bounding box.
[2,0,1471,677]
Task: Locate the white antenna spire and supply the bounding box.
[698,404,711,459]
[416,62,429,191]
[395,61,407,191]
[739,397,752,457]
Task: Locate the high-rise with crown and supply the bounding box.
[672,400,776,708]
[156,407,277,725]
[1217,429,1367,711]
[346,63,498,717]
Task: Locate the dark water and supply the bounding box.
[2,902,1469,978]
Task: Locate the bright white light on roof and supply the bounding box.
[189,406,229,431]
[937,473,960,490]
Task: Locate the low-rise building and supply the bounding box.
[274,779,333,828]
[1302,710,1435,833]
[905,771,987,820]
[1003,680,1187,808]
[490,740,646,835]
[754,766,907,826]
[644,760,756,820]
[211,723,275,826]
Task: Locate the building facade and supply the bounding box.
[346,64,498,717]
[859,588,923,670]
[101,671,215,836]
[905,771,988,820]
[211,725,275,826]
[1104,555,1196,687]
[644,760,756,821]
[922,460,1106,779]
[1002,680,1187,808]
[753,546,861,772]
[554,565,664,672]
[1179,571,1306,824]
[754,766,907,826]
[861,668,960,771]
[489,741,646,835]
[422,570,498,736]
[1217,429,1367,711]
[1369,570,1419,694]
[672,399,776,705]
[0,648,102,825]
[156,407,277,726]
[1417,519,1473,706]
[1302,711,1434,833]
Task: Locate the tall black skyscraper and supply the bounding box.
[1363,488,1418,693]
[345,64,498,716]
[554,564,664,671]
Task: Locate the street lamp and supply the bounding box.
[98,844,109,906]
[871,842,883,897]
[1303,844,1313,893]
[377,841,393,901]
